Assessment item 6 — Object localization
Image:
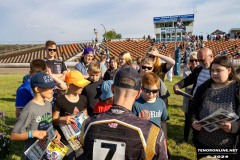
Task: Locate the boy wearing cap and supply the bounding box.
[94,80,114,113]
[15,59,67,118]
[81,62,104,116]
[11,73,61,160]
[75,46,94,79]
[80,66,167,160]
[52,70,90,159]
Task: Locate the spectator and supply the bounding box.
[118,51,132,68]
[145,46,175,81]
[75,46,94,79]
[81,62,104,116]
[132,72,169,157]
[190,56,240,159]
[10,73,61,160]
[94,80,114,114]
[15,59,67,118]
[139,57,170,107]
[43,40,68,81]
[173,47,214,96]
[103,56,118,80]
[99,54,108,78]
[181,52,199,143]
[80,67,168,159]
[52,70,90,159]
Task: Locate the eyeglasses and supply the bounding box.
[48,49,57,52]
[190,59,198,63]
[142,66,153,70]
[198,55,211,63]
[143,87,159,94]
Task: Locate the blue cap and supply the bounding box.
[100,80,114,101]
[30,73,60,89]
[83,46,94,55]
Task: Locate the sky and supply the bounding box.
[0,0,239,43]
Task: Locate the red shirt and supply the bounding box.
[93,101,112,113]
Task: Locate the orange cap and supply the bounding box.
[65,70,90,87]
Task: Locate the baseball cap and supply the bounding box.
[83,46,94,55]
[65,70,90,87]
[114,66,141,90]
[100,80,114,101]
[30,73,60,89]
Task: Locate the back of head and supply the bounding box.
[113,66,141,103]
[30,59,47,73]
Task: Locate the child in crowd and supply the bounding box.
[94,80,114,114]
[81,62,104,116]
[15,59,67,118]
[10,73,61,160]
[132,72,168,156]
[52,70,90,159]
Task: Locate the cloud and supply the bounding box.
[0,0,239,42]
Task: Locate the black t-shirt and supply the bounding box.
[43,58,67,74]
[81,79,104,116]
[53,94,87,143]
[154,63,169,81]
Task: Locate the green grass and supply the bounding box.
[0,74,196,160]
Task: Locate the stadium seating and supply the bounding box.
[0,40,239,63]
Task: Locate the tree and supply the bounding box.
[103,30,122,41]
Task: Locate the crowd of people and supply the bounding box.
[9,40,240,160]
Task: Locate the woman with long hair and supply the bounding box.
[145,46,175,81]
[103,56,119,80]
[190,55,240,160]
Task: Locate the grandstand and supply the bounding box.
[0,40,239,64]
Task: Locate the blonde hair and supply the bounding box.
[142,72,160,88]
[119,51,132,66]
[88,62,101,74]
[145,46,163,78]
[141,57,154,66]
[188,52,198,65]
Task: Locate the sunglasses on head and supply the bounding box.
[143,87,159,94]
[190,59,198,63]
[48,49,57,52]
[142,66,153,70]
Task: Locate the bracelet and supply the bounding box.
[28,130,33,139]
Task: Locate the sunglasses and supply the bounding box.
[142,66,153,70]
[143,87,159,94]
[190,59,198,63]
[48,48,57,52]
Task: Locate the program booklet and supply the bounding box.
[196,108,239,132]
[24,125,69,160]
[59,108,88,152]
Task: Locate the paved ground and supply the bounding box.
[0,68,29,74]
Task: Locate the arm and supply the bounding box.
[161,121,167,139]
[47,68,67,90]
[173,67,200,94]
[10,130,47,141]
[52,110,75,125]
[149,51,175,70]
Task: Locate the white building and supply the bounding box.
[153,14,194,42]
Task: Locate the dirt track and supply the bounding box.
[0,68,29,74]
